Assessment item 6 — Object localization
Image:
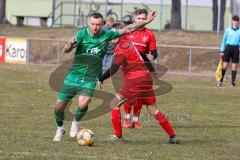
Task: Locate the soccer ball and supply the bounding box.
[76,129,95,146]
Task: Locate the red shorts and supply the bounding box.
[119,75,156,106]
[137,97,156,105]
[124,97,156,106]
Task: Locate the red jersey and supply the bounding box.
[124,28,156,54]
[113,38,151,80]
[113,38,155,104]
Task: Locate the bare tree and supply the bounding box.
[0,0,7,24]
[220,0,226,31]
[170,0,182,29]
[212,0,218,30]
[212,0,226,31]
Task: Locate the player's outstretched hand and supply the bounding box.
[70,37,77,45]
[146,11,157,23]
[146,54,154,61]
[219,52,224,58]
[97,81,103,90]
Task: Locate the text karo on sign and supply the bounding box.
[5,38,28,64]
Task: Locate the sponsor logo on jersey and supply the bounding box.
[133,42,147,47]
[142,36,148,43]
[86,47,101,55]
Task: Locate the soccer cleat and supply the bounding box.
[132,121,143,129]
[169,135,179,144]
[106,135,124,142]
[231,83,236,87]
[123,119,131,128]
[217,81,223,87]
[70,120,79,138]
[53,128,65,142]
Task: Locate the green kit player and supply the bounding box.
[53,12,157,141]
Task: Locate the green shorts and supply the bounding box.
[57,74,97,101]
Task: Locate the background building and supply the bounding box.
[5,0,233,31]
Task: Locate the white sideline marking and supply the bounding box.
[167,71,213,77]
[14,152,30,155]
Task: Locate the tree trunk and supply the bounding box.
[220,0,226,31]
[212,0,218,31]
[0,0,7,24]
[170,0,181,29]
[212,0,226,31]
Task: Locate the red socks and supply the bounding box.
[133,101,142,116]
[124,102,131,114]
[124,101,143,117]
[155,111,175,137]
[111,108,122,137]
[112,109,175,138]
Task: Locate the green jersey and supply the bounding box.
[68,27,120,82]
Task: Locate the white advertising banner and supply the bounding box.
[5,38,28,64]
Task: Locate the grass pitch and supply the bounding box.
[0,63,239,160]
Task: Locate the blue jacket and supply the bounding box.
[220,27,240,52]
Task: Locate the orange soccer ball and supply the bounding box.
[76,129,96,146]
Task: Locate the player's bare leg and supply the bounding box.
[147,104,179,144]
[70,94,90,138]
[53,100,68,142]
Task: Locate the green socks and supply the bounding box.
[54,111,64,127]
[54,106,88,126]
[75,106,88,121]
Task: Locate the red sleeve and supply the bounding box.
[149,31,157,51]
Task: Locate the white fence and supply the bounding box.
[1,37,223,73]
[157,44,219,72]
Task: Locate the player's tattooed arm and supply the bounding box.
[63,37,77,53]
[119,11,157,35]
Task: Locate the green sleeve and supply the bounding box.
[107,30,121,41]
[73,29,85,47]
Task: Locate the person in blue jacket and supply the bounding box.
[218,15,240,87]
